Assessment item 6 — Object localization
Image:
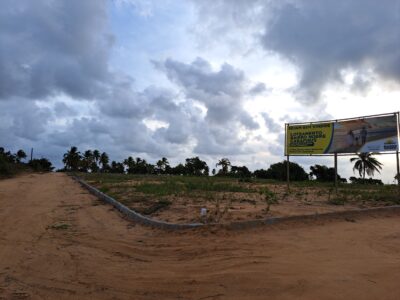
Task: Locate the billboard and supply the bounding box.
[286,114,399,155]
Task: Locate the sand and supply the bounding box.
[1,173,400,299]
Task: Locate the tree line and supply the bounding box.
[1,144,387,184]
[0,147,54,177]
[60,146,386,184]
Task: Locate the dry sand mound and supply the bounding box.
[0,173,399,299]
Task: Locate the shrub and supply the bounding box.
[349,177,383,185]
[259,187,278,212]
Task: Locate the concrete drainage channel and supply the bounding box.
[73,176,400,231]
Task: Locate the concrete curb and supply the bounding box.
[226,205,400,229]
[73,175,400,231]
[73,176,203,230]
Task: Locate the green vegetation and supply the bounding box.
[310,164,345,182]
[141,200,172,215]
[350,152,383,179]
[48,222,71,230]
[79,171,400,222]
[62,147,399,190]
[259,187,278,212]
[254,161,309,181]
[0,147,53,178]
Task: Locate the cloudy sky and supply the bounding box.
[1,0,399,182]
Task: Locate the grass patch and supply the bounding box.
[141,200,172,215]
[134,177,253,196]
[328,195,347,205]
[49,222,71,230]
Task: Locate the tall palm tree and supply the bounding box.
[216,158,231,175]
[93,150,100,168]
[156,157,169,174]
[350,152,383,179]
[99,152,109,172]
[16,149,27,163]
[82,150,94,172]
[62,146,81,171]
[123,156,135,174]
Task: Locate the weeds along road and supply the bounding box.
[1,173,400,300]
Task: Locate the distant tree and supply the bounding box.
[264,161,308,181]
[350,153,383,179]
[185,157,209,176]
[253,169,269,179]
[123,156,135,174]
[99,152,110,172]
[110,161,125,173]
[309,164,342,182]
[1,146,54,176]
[16,149,27,163]
[81,150,94,172]
[62,146,81,171]
[92,150,101,172]
[230,165,251,178]
[171,163,186,175]
[156,157,170,174]
[29,158,54,172]
[146,163,155,175]
[394,173,400,185]
[216,158,231,176]
[0,151,13,176]
[0,148,16,164]
[134,157,149,174]
[349,176,383,185]
[212,168,216,176]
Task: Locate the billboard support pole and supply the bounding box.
[286,155,290,191]
[285,123,290,191]
[396,151,399,186]
[397,112,400,187]
[334,153,338,192]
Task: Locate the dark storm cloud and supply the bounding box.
[54,102,77,117]
[159,57,259,129]
[249,82,268,95]
[0,0,112,101]
[1,0,264,168]
[156,57,262,155]
[261,112,280,132]
[262,0,400,102]
[0,100,52,141]
[192,0,400,103]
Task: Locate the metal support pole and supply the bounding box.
[334,153,338,192]
[396,151,399,186]
[286,155,290,191]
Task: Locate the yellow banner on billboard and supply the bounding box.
[286,114,399,155]
[286,123,334,155]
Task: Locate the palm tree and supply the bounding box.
[156,157,169,174]
[82,150,94,172]
[99,152,109,172]
[62,146,81,171]
[16,149,27,163]
[350,152,383,179]
[123,156,134,173]
[216,158,231,175]
[93,150,101,170]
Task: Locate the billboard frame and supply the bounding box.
[284,111,400,190]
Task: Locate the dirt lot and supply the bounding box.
[81,173,399,224]
[1,173,400,299]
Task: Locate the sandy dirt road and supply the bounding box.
[1,173,400,300]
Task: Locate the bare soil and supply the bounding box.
[84,175,398,224]
[1,173,400,299]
